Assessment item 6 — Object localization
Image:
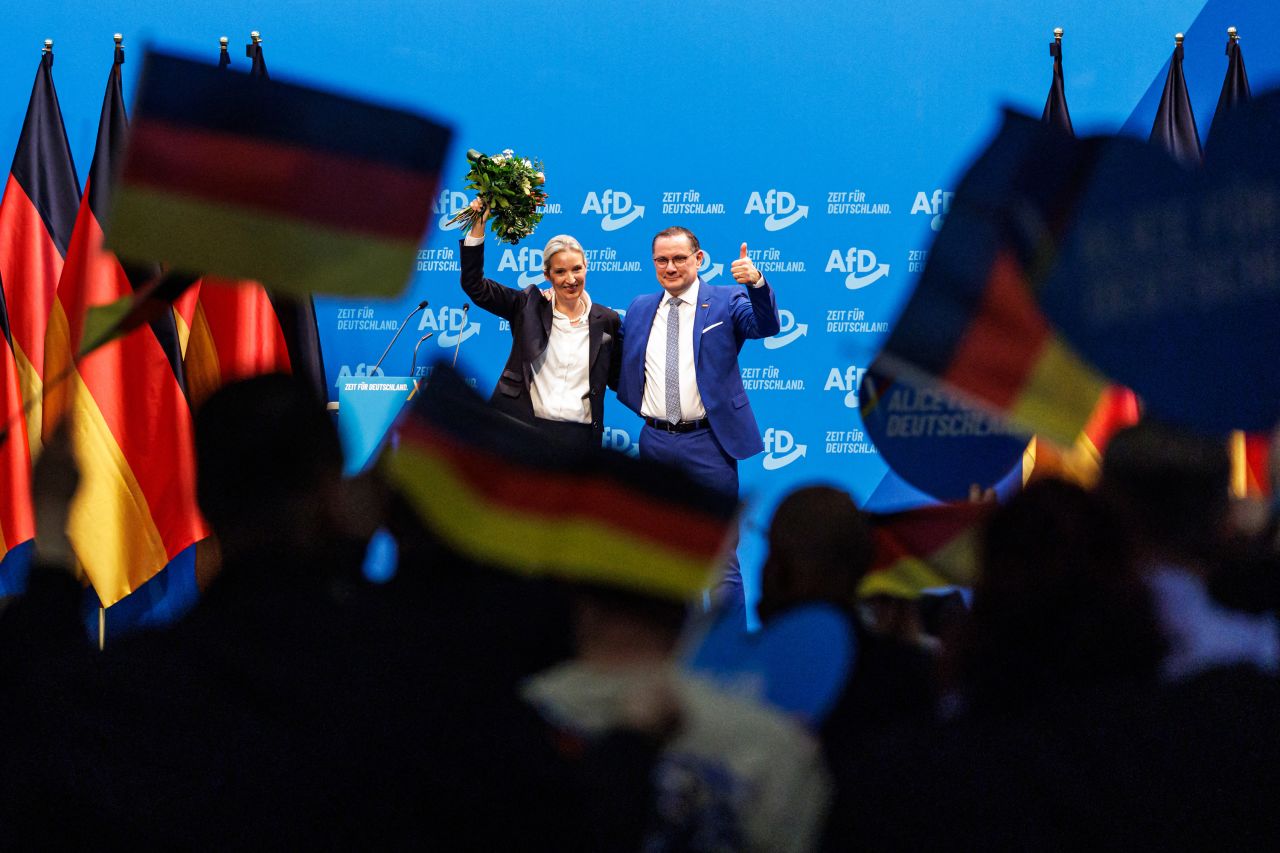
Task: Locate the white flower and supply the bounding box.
[493,154,506,164]
[502,148,515,157]
[523,158,532,169]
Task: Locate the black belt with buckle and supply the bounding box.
[644,417,711,433]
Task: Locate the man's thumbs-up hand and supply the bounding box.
[730,241,762,285]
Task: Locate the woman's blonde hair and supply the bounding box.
[541,234,586,275]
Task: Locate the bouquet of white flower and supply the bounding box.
[447,148,547,244]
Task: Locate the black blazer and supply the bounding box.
[459,241,621,437]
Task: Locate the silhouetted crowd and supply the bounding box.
[0,373,1276,850]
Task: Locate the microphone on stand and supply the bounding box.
[410,333,434,379]
[452,303,469,368]
[370,299,428,376]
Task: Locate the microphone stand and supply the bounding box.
[370,299,429,376]
[410,333,434,389]
[452,303,469,368]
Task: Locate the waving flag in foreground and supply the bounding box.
[106,49,452,298]
[384,364,737,601]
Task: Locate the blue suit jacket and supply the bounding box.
[617,277,780,459]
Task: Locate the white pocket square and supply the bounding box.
[701,321,724,333]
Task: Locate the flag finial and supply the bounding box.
[1053,27,1063,42]
[42,38,52,54]
[219,36,229,49]
[113,33,123,47]
[1175,32,1185,45]
[1227,26,1239,42]
[251,31,262,45]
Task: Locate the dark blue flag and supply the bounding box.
[1208,28,1251,149]
[1150,34,1202,166]
[1042,30,1074,136]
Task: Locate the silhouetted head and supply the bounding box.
[758,485,872,622]
[960,478,1164,712]
[194,373,350,561]
[1099,421,1230,571]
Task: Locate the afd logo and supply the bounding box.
[762,428,807,470]
[582,190,645,231]
[764,309,808,350]
[744,190,808,231]
[697,251,724,282]
[333,362,384,388]
[825,248,890,290]
[498,246,545,287]
[824,365,867,408]
[911,189,954,232]
[601,427,640,457]
[417,306,481,347]
[433,189,469,231]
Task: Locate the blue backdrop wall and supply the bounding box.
[2,0,1277,618]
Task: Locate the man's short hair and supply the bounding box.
[651,226,700,254]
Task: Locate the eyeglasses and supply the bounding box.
[652,253,699,267]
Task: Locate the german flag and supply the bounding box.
[0,44,81,585]
[0,45,81,457]
[43,41,207,607]
[874,109,1113,447]
[183,275,292,408]
[382,365,737,601]
[878,246,1109,448]
[861,502,989,600]
[106,49,451,298]
[95,40,299,409]
[1228,431,1270,499]
[0,287,33,584]
[1028,382,1143,487]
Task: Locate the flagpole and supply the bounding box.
[1054,27,1062,44]
[42,38,52,55]
[1227,26,1238,43]
[98,607,105,650]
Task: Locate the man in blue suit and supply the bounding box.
[617,226,781,613]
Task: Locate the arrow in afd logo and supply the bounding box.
[746,190,809,231]
[846,265,890,291]
[765,205,808,231]
[583,190,646,231]
[602,206,645,230]
[827,248,890,290]
[764,309,808,349]
[698,253,724,282]
[419,306,481,347]
[763,428,807,469]
[435,189,469,231]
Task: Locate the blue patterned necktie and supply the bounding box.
[665,296,682,424]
